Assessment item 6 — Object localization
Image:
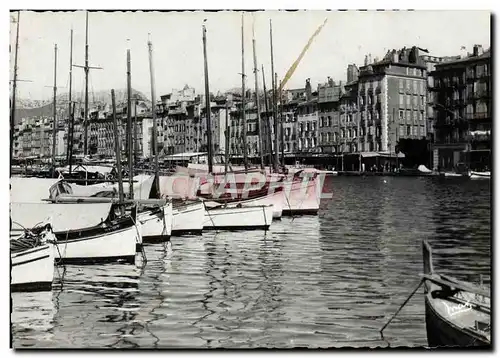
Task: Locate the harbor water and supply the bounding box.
[11,176,491,348]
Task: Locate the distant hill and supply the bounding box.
[13,88,150,124]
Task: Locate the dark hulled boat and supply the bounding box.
[422,240,490,348]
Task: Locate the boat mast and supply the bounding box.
[270,19,279,171]
[134,98,138,172]
[73,11,102,157]
[10,11,20,177]
[51,44,58,176]
[224,100,229,174]
[202,22,213,174]
[252,19,264,170]
[147,37,160,194]
[83,11,89,156]
[66,29,74,169]
[241,13,248,172]
[279,77,285,164]
[126,47,133,199]
[111,89,125,214]
[262,64,273,167]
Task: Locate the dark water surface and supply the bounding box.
[11,176,491,348]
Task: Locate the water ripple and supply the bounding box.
[11,177,490,348]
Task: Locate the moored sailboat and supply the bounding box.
[203,204,274,231]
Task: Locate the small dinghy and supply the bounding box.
[11,224,55,292]
[422,240,490,348]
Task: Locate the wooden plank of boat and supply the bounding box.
[421,273,490,299]
[43,195,168,205]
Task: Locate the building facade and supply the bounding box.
[430,45,491,171]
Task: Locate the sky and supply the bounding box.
[9,10,491,102]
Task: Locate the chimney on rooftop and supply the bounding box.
[473,44,484,56]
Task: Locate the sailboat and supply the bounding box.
[200,19,274,231]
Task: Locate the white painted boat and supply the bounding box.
[205,190,283,219]
[172,199,205,235]
[11,226,55,292]
[281,174,320,216]
[48,216,139,265]
[137,201,172,243]
[203,204,273,231]
[470,171,491,180]
[442,172,465,178]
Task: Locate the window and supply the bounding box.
[399,110,404,122]
[399,95,404,108]
[420,126,425,136]
[399,79,404,92]
[421,95,425,106]
[327,116,332,126]
[413,80,418,94]
[413,95,418,107]
[420,111,424,121]
[406,94,411,106]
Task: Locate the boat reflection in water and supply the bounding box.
[44,261,143,349]
[11,291,56,348]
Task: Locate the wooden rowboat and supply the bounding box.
[422,240,490,348]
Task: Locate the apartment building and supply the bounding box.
[430,45,491,170]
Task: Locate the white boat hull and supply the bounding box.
[217,191,283,219]
[281,177,320,215]
[11,242,54,292]
[203,205,273,230]
[172,200,204,235]
[137,202,172,243]
[51,223,138,264]
[470,171,491,180]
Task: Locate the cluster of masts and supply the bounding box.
[10,11,328,179]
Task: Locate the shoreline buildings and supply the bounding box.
[13,45,491,171]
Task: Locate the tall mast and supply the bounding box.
[83,10,89,156]
[126,47,133,199]
[66,29,73,167]
[10,11,20,176]
[134,99,138,170]
[69,103,75,174]
[51,44,58,175]
[252,19,264,170]
[74,11,102,157]
[241,13,248,172]
[224,100,229,174]
[147,37,160,193]
[279,78,285,164]
[262,64,273,167]
[202,22,213,174]
[111,89,124,214]
[270,19,279,170]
